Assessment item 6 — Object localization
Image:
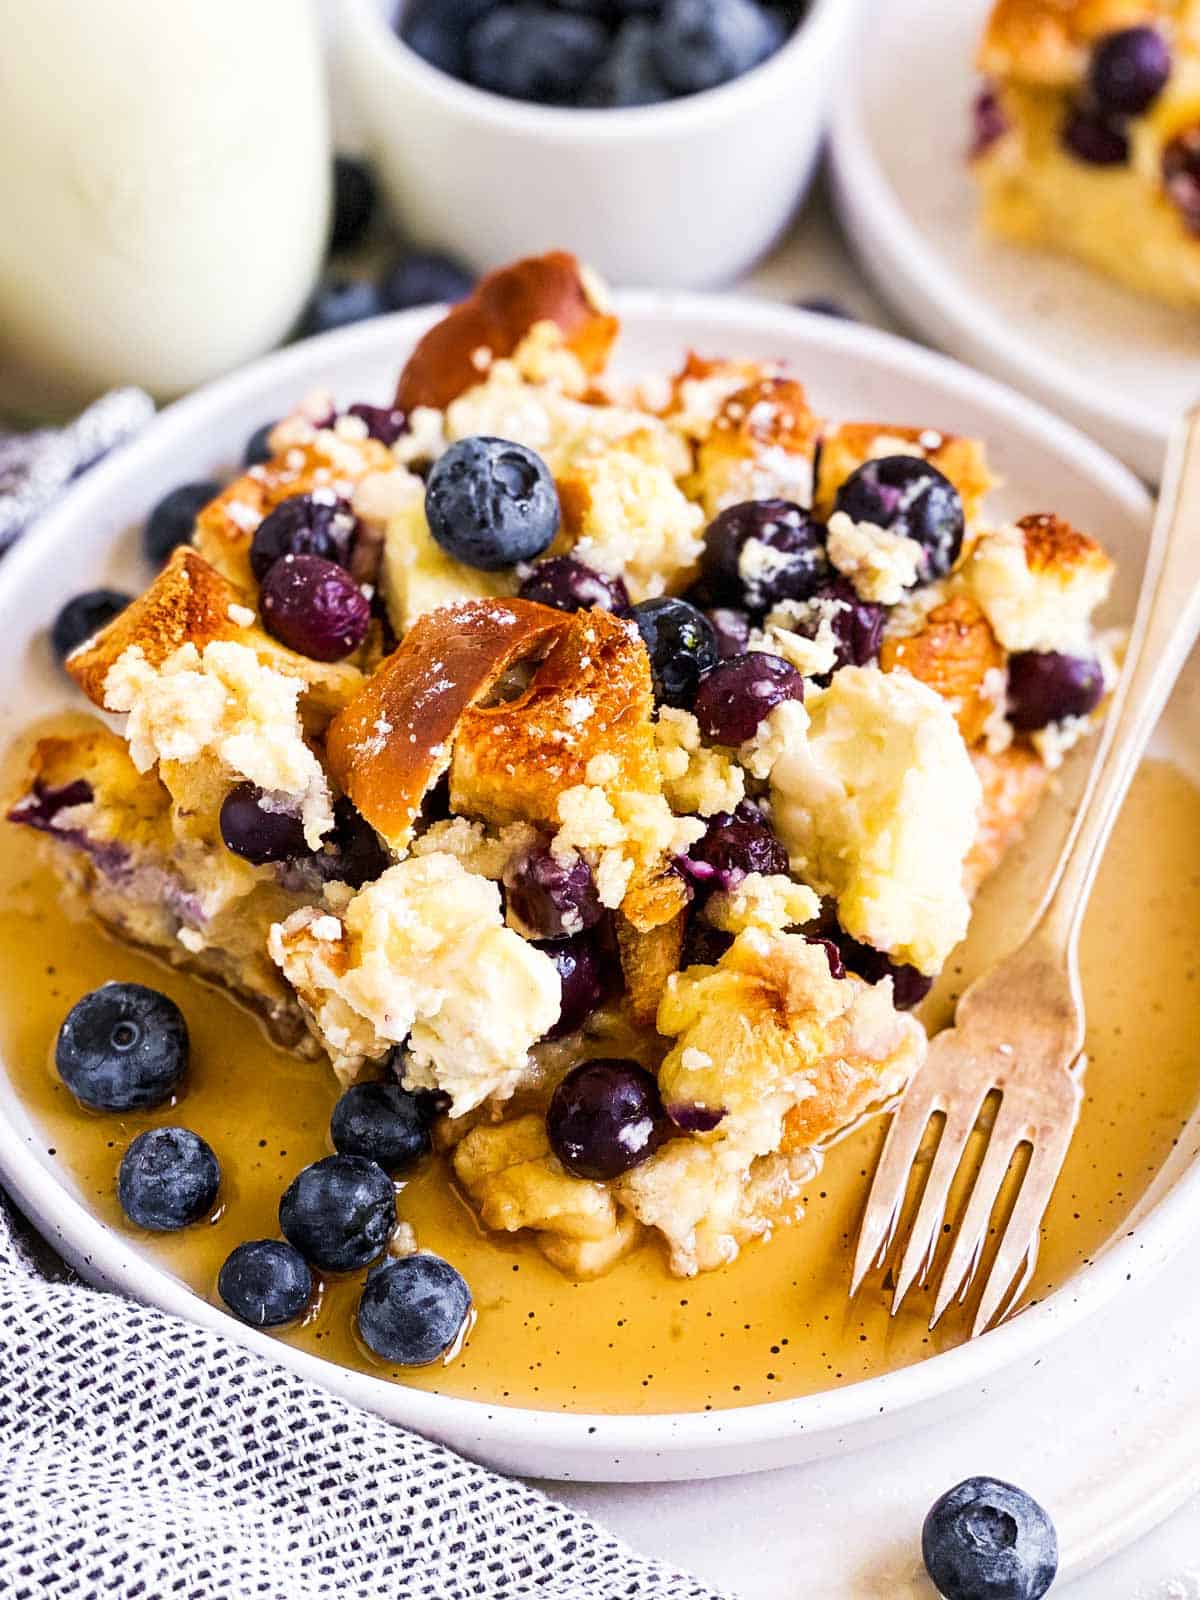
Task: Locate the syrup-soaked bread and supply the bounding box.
[814,423,994,527]
[964,742,1053,896]
[394,252,619,414]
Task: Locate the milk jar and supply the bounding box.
[0,0,330,419]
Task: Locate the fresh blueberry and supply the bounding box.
[279,1154,395,1273]
[400,0,501,76]
[706,606,752,659]
[466,6,610,103]
[218,1239,314,1328]
[301,278,387,337]
[50,589,131,663]
[118,1127,220,1232]
[517,555,629,613]
[331,1081,432,1175]
[425,436,560,570]
[144,481,221,566]
[1061,103,1129,165]
[504,840,604,939]
[249,492,359,582]
[584,19,673,107]
[923,1477,1058,1600]
[834,928,932,1009]
[701,499,831,615]
[626,596,719,709]
[259,553,371,661]
[330,155,377,253]
[312,796,390,889]
[380,250,475,311]
[1007,651,1104,732]
[693,651,804,745]
[546,1059,668,1179]
[686,801,789,890]
[653,0,785,96]
[56,982,189,1111]
[1089,26,1170,116]
[834,456,964,583]
[970,82,1010,159]
[797,296,855,320]
[358,1253,472,1365]
[220,783,310,865]
[791,577,886,676]
[346,402,409,446]
[243,421,277,468]
[1163,127,1200,234]
[536,932,607,1038]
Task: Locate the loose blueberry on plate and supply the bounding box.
[330,155,377,253]
[653,0,785,96]
[243,420,277,468]
[357,1253,472,1366]
[626,596,719,709]
[219,783,311,865]
[1061,103,1130,166]
[834,456,965,583]
[218,1238,314,1328]
[56,982,189,1111]
[425,436,560,570]
[693,650,803,745]
[380,250,475,312]
[118,1126,220,1232]
[1089,26,1171,117]
[399,0,501,77]
[248,492,359,581]
[50,589,131,663]
[584,18,672,107]
[687,801,789,890]
[535,931,607,1038]
[259,553,371,661]
[279,1154,396,1273]
[701,499,830,614]
[330,1082,432,1176]
[546,1059,668,1180]
[1007,651,1104,733]
[466,7,610,104]
[706,606,751,659]
[517,555,629,614]
[301,278,387,337]
[923,1476,1058,1600]
[1162,127,1200,233]
[346,402,408,446]
[143,481,222,566]
[504,841,604,940]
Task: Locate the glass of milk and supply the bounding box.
[0,0,330,420]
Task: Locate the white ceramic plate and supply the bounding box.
[0,298,1192,1486]
[828,0,1199,483]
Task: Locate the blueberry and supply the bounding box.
[346,402,408,446]
[466,6,610,104]
[504,840,604,939]
[56,982,189,1111]
[358,1253,472,1365]
[1061,103,1129,165]
[426,436,560,570]
[218,1239,314,1328]
[301,278,387,337]
[380,251,475,311]
[797,296,855,320]
[834,456,964,583]
[970,83,1010,159]
[249,492,359,582]
[792,577,886,676]
[279,1154,395,1273]
[666,1102,726,1132]
[687,801,788,890]
[546,1059,668,1179]
[806,934,846,980]
[535,932,607,1038]
[626,596,719,709]
[680,918,733,968]
[1007,651,1104,732]
[693,651,804,745]
[584,19,672,107]
[923,1477,1058,1600]
[118,1127,220,1232]
[259,553,371,661]
[220,783,311,865]
[517,555,629,613]
[1089,26,1170,117]
[330,155,377,253]
[144,481,221,566]
[313,796,390,889]
[834,928,932,1009]
[1163,128,1200,235]
[330,1082,432,1175]
[653,0,785,96]
[706,606,752,659]
[50,589,131,663]
[701,499,831,615]
[243,421,277,468]
[400,0,501,77]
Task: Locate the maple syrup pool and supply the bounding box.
[1,754,1197,1416]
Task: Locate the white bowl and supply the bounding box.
[2,296,1194,1486]
[828,0,1198,484]
[338,0,859,288]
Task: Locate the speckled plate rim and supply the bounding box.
[0,296,1185,1484]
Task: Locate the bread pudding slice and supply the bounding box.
[971,0,1200,307]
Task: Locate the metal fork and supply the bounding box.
[851,407,1200,1337]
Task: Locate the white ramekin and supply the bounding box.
[338,0,859,288]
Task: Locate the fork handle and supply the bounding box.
[1034,408,1200,957]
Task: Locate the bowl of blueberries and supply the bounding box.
[339,0,858,287]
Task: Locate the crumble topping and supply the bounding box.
[551,784,705,909]
[826,510,926,605]
[654,707,746,817]
[968,518,1114,653]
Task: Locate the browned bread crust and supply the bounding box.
[617,912,686,1025]
[880,593,1006,745]
[393,252,619,413]
[979,0,1163,83]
